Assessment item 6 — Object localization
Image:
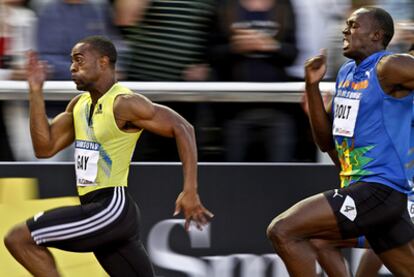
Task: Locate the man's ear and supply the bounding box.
[99,56,110,68]
[372,29,384,44]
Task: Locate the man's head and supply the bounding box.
[70,36,117,91]
[342,7,394,61]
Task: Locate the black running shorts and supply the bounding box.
[324,182,414,253]
[27,186,139,252]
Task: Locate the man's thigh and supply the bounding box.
[274,193,343,240]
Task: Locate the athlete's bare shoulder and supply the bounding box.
[114,92,155,121]
[380,52,413,66]
[377,53,414,94]
[378,53,414,74]
[66,94,84,113]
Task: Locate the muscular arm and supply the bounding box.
[116,94,197,191]
[305,50,336,153]
[377,53,414,95]
[30,95,78,158]
[114,93,213,230]
[27,52,76,158]
[305,85,336,152]
[302,92,340,167]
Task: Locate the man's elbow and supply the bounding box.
[184,122,194,133]
[33,148,55,159]
[315,140,335,153]
[34,152,53,159]
[319,145,334,153]
[174,121,195,139]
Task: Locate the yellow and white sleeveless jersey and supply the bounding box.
[73,83,141,196]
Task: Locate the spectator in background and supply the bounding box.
[0,0,36,80]
[36,0,118,80]
[114,0,216,81]
[27,0,125,161]
[113,0,217,161]
[209,0,299,162]
[389,13,414,54]
[209,0,297,82]
[287,0,351,81]
[0,0,37,161]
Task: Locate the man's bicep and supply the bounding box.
[48,96,79,152]
[401,56,414,89]
[383,54,414,89]
[132,104,181,138]
[50,112,75,151]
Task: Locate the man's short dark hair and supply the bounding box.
[79,35,117,67]
[364,7,394,48]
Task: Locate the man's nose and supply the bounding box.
[70,63,77,72]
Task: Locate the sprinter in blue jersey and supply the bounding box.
[267,7,414,276]
[312,100,414,277]
[303,45,414,277]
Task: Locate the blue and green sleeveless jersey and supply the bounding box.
[333,51,413,194]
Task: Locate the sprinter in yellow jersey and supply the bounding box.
[4,36,213,277]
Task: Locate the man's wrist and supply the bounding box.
[305,82,320,91]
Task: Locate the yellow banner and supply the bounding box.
[0,178,107,277]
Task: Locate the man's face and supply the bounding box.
[70,43,101,91]
[342,9,379,60]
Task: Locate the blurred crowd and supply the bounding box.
[0,0,413,162]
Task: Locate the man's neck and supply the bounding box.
[354,47,386,65]
[89,76,117,104]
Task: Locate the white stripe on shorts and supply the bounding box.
[32,187,125,244]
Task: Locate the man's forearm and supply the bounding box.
[306,83,335,152]
[175,123,198,192]
[29,91,52,157]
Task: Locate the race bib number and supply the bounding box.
[332,97,360,137]
[75,140,100,186]
[408,198,414,220]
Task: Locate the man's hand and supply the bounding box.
[174,190,214,231]
[27,51,47,93]
[305,49,327,86]
[231,28,280,54]
[182,64,210,81]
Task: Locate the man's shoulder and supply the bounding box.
[381,53,413,63]
[67,94,86,112]
[377,53,413,73]
[114,91,150,109]
[115,92,149,106]
[112,83,136,95]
